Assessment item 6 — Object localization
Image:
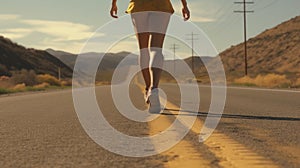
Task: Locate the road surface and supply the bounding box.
[0,83,299,167]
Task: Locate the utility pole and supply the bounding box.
[186,32,199,74]
[234,0,254,76]
[58,67,61,81]
[170,44,180,74]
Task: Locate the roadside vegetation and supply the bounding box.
[234,73,299,88]
[2,70,297,95]
[0,69,72,95]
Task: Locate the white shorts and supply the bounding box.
[131,11,171,35]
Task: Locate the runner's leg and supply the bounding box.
[149,12,171,89]
[131,13,151,90]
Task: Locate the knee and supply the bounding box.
[139,49,150,69]
[150,47,164,59]
[140,48,150,57]
[150,47,164,68]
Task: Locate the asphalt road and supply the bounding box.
[160,84,300,167]
[0,84,299,168]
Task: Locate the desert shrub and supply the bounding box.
[293,78,300,88]
[234,76,256,86]
[0,76,10,81]
[0,88,13,94]
[95,81,110,86]
[0,64,10,76]
[258,74,291,88]
[13,83,26,91]
[11,69,37,86]
[37,74,61,86]
[33,82,50,89]
[60,79,72,86]
[0,76,14,88]
[25,87,45,92]
[234,74,291,88]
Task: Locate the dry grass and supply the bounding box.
[0,76,14,88]
[33,82,50,89]
[0,87,13,94]
[37,74,61,86]
[292,78,300,88]
[234,74,292,88]
[220,16,300,81]
[13,83,26,91]
[0,74,73,95]
[0,76,9,80]
[61,80,72,86]
[95,81,111,86]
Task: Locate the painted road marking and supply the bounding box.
[134,79,211,167]
[163,97,279,168]
[198,85,300,93]
[135,77,279,167]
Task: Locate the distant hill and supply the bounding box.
[162,56,213,82]
[0,36,73,78]
[183,56,213,70]
[48,47,212,75]
[47,49,138,70]
[164,56,212,74]
[48,48,213,82]
[46,48,77,69]
[47,49,139,82]
[219,16,300,80]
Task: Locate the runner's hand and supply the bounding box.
[182,6,190,21]
[110,5,118,18]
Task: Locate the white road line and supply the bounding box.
[198,85,300,93]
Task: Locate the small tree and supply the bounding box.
[0,64,10,76]
[11,69,38,86]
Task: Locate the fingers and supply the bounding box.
[185,11,190,21]
[110,7,118,18]
[182,8,186,20]
[110,10,118,18]
[182,8,190,21]
[183,8,191,21]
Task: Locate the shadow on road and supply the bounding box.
[162,108,300,121]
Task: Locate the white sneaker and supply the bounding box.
[148,88,162,114]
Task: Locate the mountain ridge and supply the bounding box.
[1,15,298,83]
[0,36,73,78]
[219,15,300,80]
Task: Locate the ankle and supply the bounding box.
[151,86,158,90]
[145,87,150,92]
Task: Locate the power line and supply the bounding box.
[253,0,279,12]
[186,32,199,74]
[214,1,233,19]
[213,14,241,37]
[209,4,238,36]
[234,0,254,76]
[213,5,233,32]
[216,3,236,21]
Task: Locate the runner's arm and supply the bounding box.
[110,0,118,18]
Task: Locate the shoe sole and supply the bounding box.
[148,92,161,113]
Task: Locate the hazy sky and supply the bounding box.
[0,0,299,57]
